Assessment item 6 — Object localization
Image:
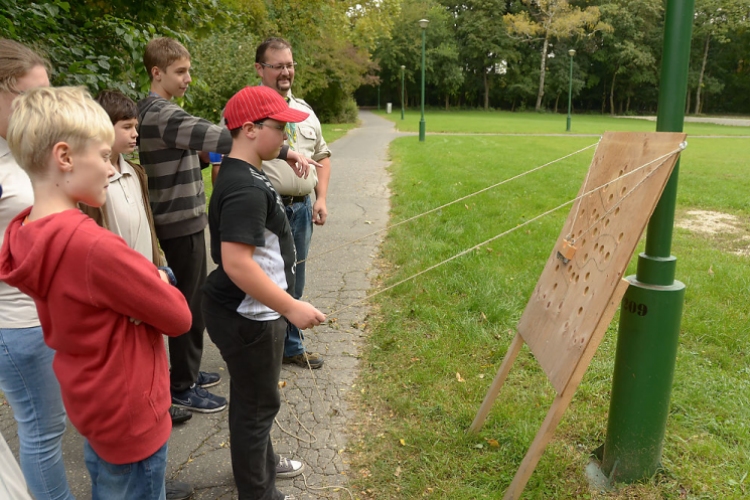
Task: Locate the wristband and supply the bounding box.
[158,266,178,287]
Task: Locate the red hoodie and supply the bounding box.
[0,208,191,464]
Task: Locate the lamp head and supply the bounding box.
[568,49,576,57]
[418,19,430,29]
[401,65,405,70]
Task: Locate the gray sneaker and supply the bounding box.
[276,456,305,478]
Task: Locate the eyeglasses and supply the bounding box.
[259,62,297,72]
[253,121,286,132]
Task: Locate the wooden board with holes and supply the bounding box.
[517,131,686,395]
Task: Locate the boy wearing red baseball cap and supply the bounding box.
[202,85,326,500]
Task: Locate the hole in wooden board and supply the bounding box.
[619,169,624,176]
[584,286,589,296]
[605,251,611,262]
[546,301,551,309]
[618,232,624,243]
[585,272,591,281]
[584,253,589,261]
[555,263,560,272]
[553,282,558,291]
[599,245,605,255]
[615,207,620,216]
[605,218,610,228]
[577,307,584,316]
[621,186,627,195]
[580,208,586,217]
[608,193,614,202]
[593,227,599,236]
[558,302,563,310]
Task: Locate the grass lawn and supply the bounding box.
[376,110,750,137]
[349,114,749,499]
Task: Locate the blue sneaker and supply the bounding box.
[197,371,221,388]
[172,384,227,413]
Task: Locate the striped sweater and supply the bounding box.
[137,96,232,240]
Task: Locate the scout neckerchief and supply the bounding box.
[284,96,298,151]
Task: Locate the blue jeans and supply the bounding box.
[284,196,313,358]
[0,326,73,500]
[84,440,167,500]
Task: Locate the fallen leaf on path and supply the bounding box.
[456,372,465,382]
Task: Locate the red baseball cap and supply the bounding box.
[224,86,309,129]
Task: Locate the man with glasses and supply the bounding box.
[254,37,331,377]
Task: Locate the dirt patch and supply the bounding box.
[676,210,750,256]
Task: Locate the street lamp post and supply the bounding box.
[566,49,576,132]
[401,65,405,120]
[419,18,429,141]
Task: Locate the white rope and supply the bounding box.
[323,144,685,318]
[298,141,600,265]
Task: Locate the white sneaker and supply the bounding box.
[276,456,306,479]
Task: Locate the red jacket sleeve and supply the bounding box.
[84,231,191,336]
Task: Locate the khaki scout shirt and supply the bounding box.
[262,92,331,197]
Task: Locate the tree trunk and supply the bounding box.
[483,71,490,111]
[535,35,549,111]
[554,93,560,113]
[601,86,607,114]
[445,94,449,110]
[695,33,710,115]
[609,70,617,116]
[685,88,691,114]
[626,95,631,114]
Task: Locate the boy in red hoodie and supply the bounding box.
[0,86,191,499]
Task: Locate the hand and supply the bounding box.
[285,150,322,179]
[285,300,326,330]
[158,270,170,284]
[313,198,328,226]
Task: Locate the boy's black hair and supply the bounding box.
[95,89,137,125]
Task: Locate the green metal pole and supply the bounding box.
[600,0,694,484]
[419,25,427,142]
[401,66,405,120]
[566,53,573,132]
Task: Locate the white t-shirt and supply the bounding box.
[0,137,39,329]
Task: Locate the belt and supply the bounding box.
[280,195,308,206]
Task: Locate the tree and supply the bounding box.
[443,0,513,110]
[504,0,609,111]
[593,0,662,115]
[692,0,748,114]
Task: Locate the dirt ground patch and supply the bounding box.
[676,209,750,256]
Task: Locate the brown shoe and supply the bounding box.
[282,352,324,369]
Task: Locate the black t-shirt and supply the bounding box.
[203,157,296,320]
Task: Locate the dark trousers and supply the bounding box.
[202,295,285,500]
[160,230,207,392]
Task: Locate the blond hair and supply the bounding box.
[7,86,114,178]
[0,38,50,94]
[143,37,190,80]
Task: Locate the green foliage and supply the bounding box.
[185,25,259,123]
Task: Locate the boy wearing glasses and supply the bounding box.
[202,85,325,500]
[254,37,332,372]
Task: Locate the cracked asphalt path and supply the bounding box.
[0,110,404,499]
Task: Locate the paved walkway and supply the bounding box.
[0,110,405,499]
